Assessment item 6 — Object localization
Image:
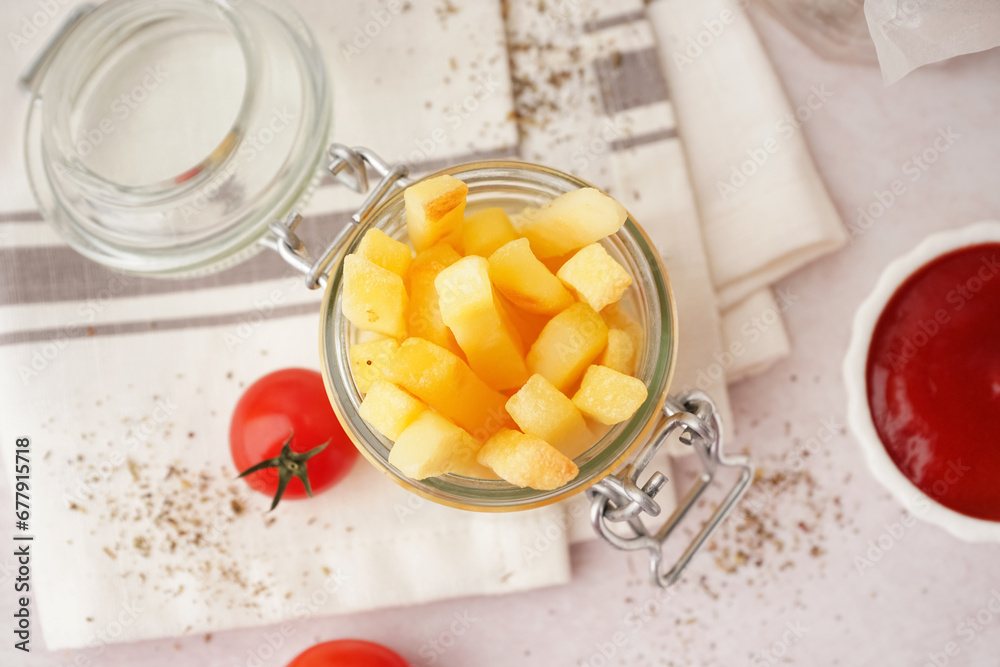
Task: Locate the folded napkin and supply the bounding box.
[503,0,799,452]
[0,0,568,650]
[647,0,847,311]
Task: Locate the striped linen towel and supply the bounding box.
[0,0,570,650]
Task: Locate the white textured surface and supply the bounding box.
[3,5,1000,667]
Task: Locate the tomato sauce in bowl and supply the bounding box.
[865,243,1000,522]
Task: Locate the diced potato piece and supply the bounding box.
[477,429,579,490]
[506,375,592,458]
[510,188,627,258]
[496,293,548,350]
[487,239,575,315]
[435,256,529,391]
[404,175,469,250]
[572,365,648,425]
[450,453,499,480]
[349,338,399,393]
[388,411,481,479]
[602,302,644,354]
[442,228,465,255]
[526,303,608,392]
[406,243,464,357]
[541,250,575,275]
[598,328,635,375]
[384,337,514,440]
[342,255,408,339]
[355,228,412,278]
[557,243,632,311]
[359,380,426,440]
[462,207,517,258]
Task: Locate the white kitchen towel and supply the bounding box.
[648,0,848,311]
[502,0,797,465]
[0,0,569,650]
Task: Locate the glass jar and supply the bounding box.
[20,0,751,586]
[23,0,331,276]
[321,160,676,511]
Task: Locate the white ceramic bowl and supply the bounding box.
[844,221,1000,542]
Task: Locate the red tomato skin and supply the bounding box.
[230,368,357,500]
[287,639,409,667]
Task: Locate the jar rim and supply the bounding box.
[42,0,258,195]
[319,160,679,512]
[23,0,332,277]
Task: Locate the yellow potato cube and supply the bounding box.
[359,380,426,440]
[355,228,412,278]
[496,293,549,350]
[404,175,469,250]
[462,207,517,258]
[526,303,608,392]
[384,337,514,440]
[598,328,635,375]
[602,302,644,355]
[349,338,399,393]
[477,429,579,490]
[342,255,408,339]
[406,243,464,357]
[506,375,593,458]
[435,256,529,391]
[557,243,633,311]
[487,239,575,315]
[572,365,649,425]
[388,411,482,479]
[511,188,627,258]
[449,450,500,479]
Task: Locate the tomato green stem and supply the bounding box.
[237,432,329,510]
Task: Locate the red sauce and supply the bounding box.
[866,243,1000,522]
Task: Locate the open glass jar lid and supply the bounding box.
[23,0,331,276]
[21,0,752,587]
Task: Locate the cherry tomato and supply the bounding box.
[287,639,408,667]
[230,368,357,508]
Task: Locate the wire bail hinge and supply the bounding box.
[262,145,412,289]
[588,391,753,587]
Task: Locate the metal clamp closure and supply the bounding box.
[588,391,753,587]
[262,144,412,289]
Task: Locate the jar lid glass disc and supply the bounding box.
[24,0,332,277]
